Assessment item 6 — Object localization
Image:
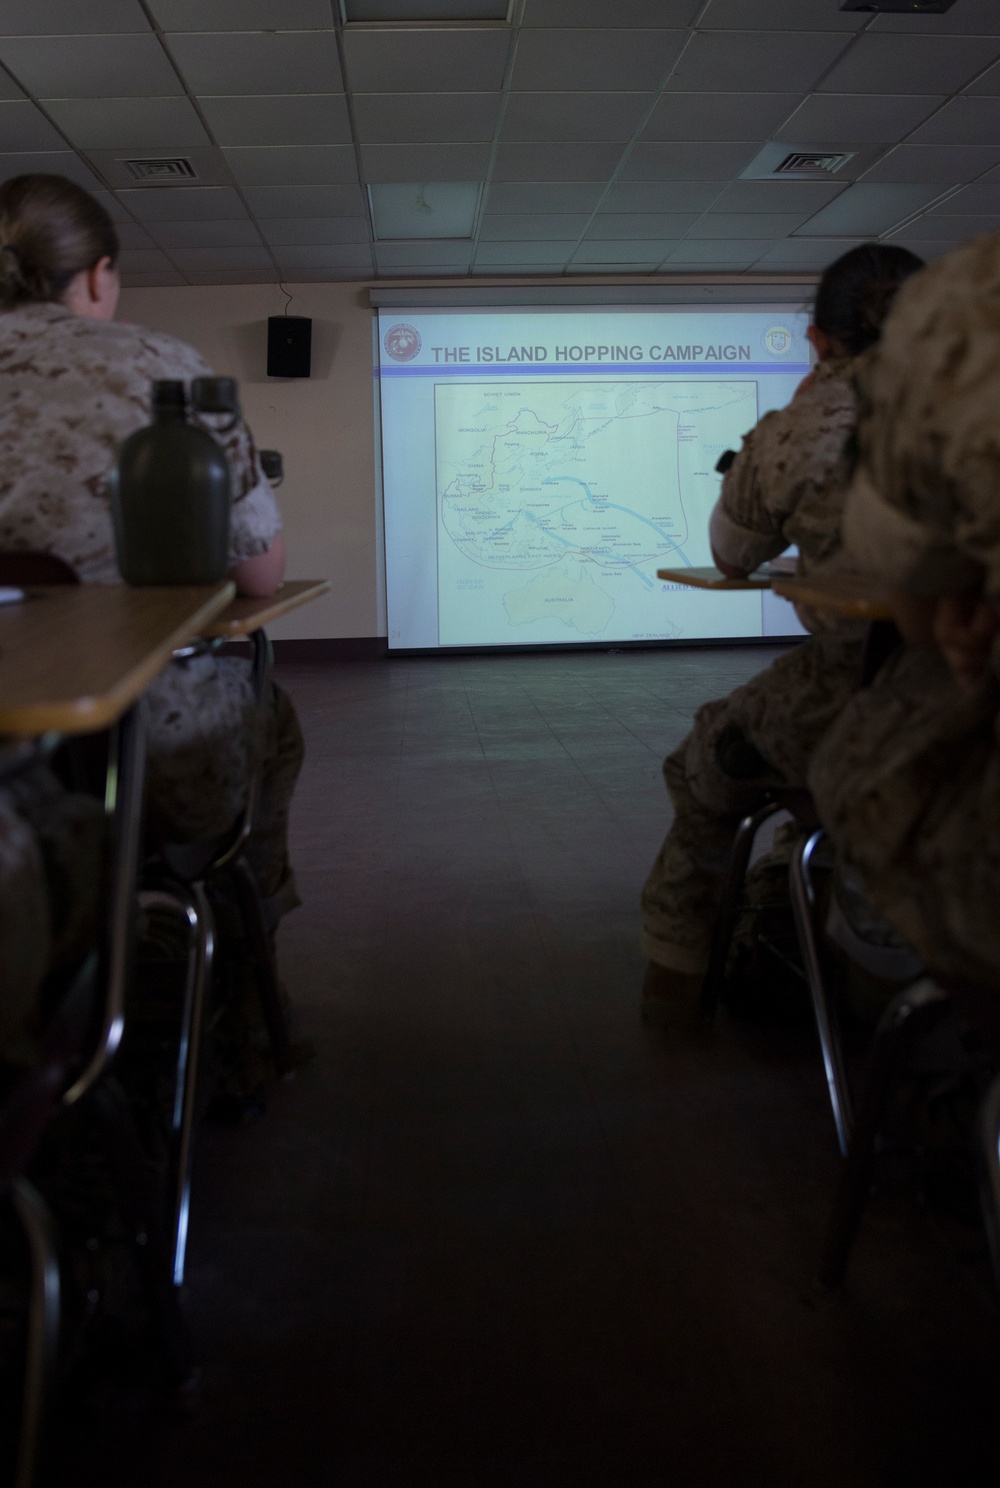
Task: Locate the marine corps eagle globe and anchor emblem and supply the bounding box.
[383,323,422,362]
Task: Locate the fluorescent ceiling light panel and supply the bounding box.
[369,181,481,239]
[343,1,509,18]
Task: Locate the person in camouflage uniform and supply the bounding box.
[641,244,924,1023]
[809,230,1000,986]
[0,174,302,1064]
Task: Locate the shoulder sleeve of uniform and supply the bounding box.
[842,468,981,593]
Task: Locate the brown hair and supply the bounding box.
[0,174,119,309]
[813,242,924,357]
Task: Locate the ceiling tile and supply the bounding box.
[199,94,351,148]
[0,70,24,101]
[273,245,373,272]
[475,240,575,264]
[149,0,333,28]
[91,188,133,222]
[929,182,1000,212]
[710,178,847,212]
[695,212,811,238]
[115,222,157,249]
[523,0,700,24]
[116,185,249,220]
[818,34,997,96]
[700,0,865,30]
[870,0,1000,33]
[620,142,760,181]
[502,92,651,143]
[0,35,183,98]
[602,181,726,212]
[566,262,659,273]
[243,184,367,216]
[87,145,232,188]
[258,217,370,245]
[348,0,508,17]
[881,241,963,263]
[585,213,700,239]
[908,96,1000,147]
[480,214,591,240]
[967,60,1000,96]
[223,145,359,187]
[754,237,865,268]
[118,247,178,274]
[169,245,274,270]
[891,214,998,240]
[120,270,187,286]
[375,241,472,267]
[147,218,264,248]
[573,240,675,263]
[665,239,777,266]
[182,269,279,283]
[0,1,151,34]
[493,142,622,180]
[362,143,492,182]
[666,31,850,94]
[165,31,342,95]
[776,93,944,145]
[795,182,942,237]
[46,96,209,150]
[343,29,509,93]
[511,29,686,92]
[861,144,1000,183]
[484,181,605,212]
[471,263,567,274]
[353,92,502,145]
[0,101,66,150]
[0,149,103,189]
[642,92,801,142]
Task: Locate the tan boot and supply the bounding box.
[641,961,704,1029]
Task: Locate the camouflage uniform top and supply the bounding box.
[0,301,281,582]
[708,356,859,583]
[841,232,1000,602]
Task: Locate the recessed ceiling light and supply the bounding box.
[342,1,509,20]
[840,2,956,13]
[370,182,482,240]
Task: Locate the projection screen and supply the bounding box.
[377,305,811,652]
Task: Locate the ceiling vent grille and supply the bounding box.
[121,157,198,184]
[774,151,853,176]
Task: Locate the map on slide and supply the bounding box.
[435,379,759,645]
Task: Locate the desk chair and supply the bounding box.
[698,622,904,1157]
[821,976,1000,1297]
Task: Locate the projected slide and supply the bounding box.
[378,306,811,651]
[435,379,757,646]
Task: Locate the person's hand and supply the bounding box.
[710,544,748,581]
[933,592,1000,690]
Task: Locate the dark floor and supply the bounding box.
[77,649,1000,1485]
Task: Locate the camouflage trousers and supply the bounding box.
[146,653,304,920]
[641,631,863,973]
[0,657,303,1062]
[809,644,1000,986]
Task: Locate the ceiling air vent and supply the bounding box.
[775,151,853,176]
[121,157,198,184]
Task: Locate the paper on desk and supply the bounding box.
[0,587,25,606]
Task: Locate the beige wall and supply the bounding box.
[118,280,380,641]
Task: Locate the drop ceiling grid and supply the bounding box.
[0,0,997,284]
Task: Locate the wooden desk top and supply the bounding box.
[0,582,235,737]
[657,565,772,591]
[772,573,895,621]
[203,578,331,638]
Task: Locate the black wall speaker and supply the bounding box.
[267,315,312,378]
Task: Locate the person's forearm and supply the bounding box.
[231,532,286,597]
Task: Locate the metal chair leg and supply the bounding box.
[227,855,293,1074]
[820,979,950,1287]
[88,1079,197,1384]
[11,1180,59,1488]
[979,1071,1000,1298]
[789,829,854,1156]
[139,884,214,1288]
[700,798,785,1020]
